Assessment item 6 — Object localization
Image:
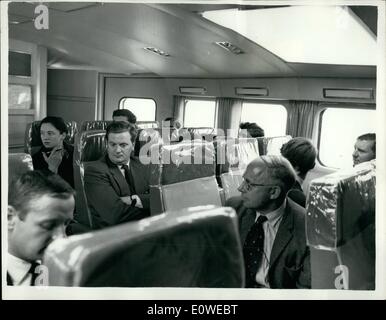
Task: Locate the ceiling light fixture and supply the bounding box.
[144,47,170,57]
[215,42,244,54]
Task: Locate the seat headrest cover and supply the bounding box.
[43,206,244,287]
[306,160,376,249]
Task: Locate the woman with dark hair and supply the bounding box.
[32,116,74,187]
[239,122,265,138]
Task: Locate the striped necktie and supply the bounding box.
[243,215,268,287]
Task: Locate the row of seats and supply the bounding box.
[20,119,291,231]
[39,161,374,288]
[24,120,160,155]
[73,129,291,227]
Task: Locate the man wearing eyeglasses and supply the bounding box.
[227,155,310,289]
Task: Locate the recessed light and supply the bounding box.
[144,47,170,57]
[215,42,244,55]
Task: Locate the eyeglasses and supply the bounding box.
[239,178,277,192]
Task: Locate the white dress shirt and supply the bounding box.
[254,199,286,288]
[7,253,34,286]
[118,160,130,177]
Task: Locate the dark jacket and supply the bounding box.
[32,142,74,188]
[226,196,311,289]
[288,180,306,208]
[83,154,150,230]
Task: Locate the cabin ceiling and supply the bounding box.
[8,2,376,78]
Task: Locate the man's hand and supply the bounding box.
[130,195,143,208]
[120,195,143,208]
[43,146,64,173]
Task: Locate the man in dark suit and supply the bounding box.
[226,155,310,289]
[280,137,317,207]
[84,121,150,230]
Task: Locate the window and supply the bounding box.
[184,99,216,127]
[119,98,156,121]
[240,102,287,136]
[8,84,32,109]
[319,107,376,168]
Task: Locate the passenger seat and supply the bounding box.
[43,205,244,287]
[149,140,222,214]
[8,153,33,184]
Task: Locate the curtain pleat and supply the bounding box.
[172,95,186,125]
[286,100,320,138]
[216,98,243,137]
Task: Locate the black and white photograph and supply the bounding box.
[1,0,385,300]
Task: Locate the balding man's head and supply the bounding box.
[238,155,296,212]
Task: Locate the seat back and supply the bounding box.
[24,120,78,155]
[137,121,159,129]
[134,128,163,157]
[149,141,221,214]
[215,138,260,185]
[256,135,292,155]
[306,160,375,289]
[43,206,244,287]
[187,127,217,142]
[73,130,107,229]
[8,153,33,184]
[80,120,112,132]
[220,170,243,201]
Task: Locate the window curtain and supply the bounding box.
[172,95,186,126]
[286,100,320,138]
[216,98,243,137]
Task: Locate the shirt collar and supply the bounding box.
[118,159,130,169]
[7,253,32,285]
[256,199,286,227]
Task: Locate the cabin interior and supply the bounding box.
[4,2,380,289]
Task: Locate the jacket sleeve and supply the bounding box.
[84,163,149,226]
[296,246,312,289]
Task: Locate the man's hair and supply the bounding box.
[40,116,68,134]
[357,133,376,155]
[280,137,316,178]
[8,170,74,220]
[106,121,137,143]
[252,155,296,195]
[239,122,265,138]
[112,109,137,124]
[164,117,182,129]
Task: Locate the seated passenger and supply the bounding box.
[7,171,75,286]
[84,121,150,230]
[226,155,310,289]
[112,109,137,124]
[163,117,183,143]
[32,116,74,187]
[352,133,376,166]
[280,137,316,207]
[239,122,265,138]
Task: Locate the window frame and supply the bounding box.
[240,99,289,136]
[118,96,157,122]
[183,97,217,128]
[317,103,376,168]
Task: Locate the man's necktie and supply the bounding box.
[243,215,268,287]
[121,164,136,195]
[29,261,40,286]
[6,261,40,286]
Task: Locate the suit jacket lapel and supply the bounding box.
[269,203,294,268]
[104,155,131,196]
[239,208,256,245]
